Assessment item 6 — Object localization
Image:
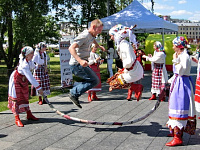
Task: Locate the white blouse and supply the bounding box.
[32,51,47,66]
[118,40,143,83]
[88,51,101,65]
[144,51,166,64]
[18,59,41,90]
[172,50,191,76]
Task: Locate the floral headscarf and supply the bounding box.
[35,42,47,52]
[109,24,129,36]
[109,24,137,50]
[172,36,187,49]
[154,41,164,51]
[20,46,34,59]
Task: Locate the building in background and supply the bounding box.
[162,15,200,44]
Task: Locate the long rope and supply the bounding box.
[43,96,160,126]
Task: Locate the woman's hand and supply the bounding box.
[38,89,43,96]
[173,53,177,60]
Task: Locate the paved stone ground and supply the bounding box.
[1,64,200,150]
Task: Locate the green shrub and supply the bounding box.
[49,53,55,57]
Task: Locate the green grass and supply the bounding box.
[0,57,114,112]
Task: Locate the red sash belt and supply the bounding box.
[126,59,137,71]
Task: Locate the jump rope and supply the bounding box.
[43,95,160,126]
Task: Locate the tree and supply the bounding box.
[0,0,61,76]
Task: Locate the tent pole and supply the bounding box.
[162,28,165,47]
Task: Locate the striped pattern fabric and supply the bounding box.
[195,72,200,112]
[33,65,50,95]
[152,63,163,90]
[8,70,30,115]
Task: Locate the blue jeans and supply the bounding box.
[70,64,99,98]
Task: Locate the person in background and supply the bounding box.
[191,50,200,119]
[32,42,50,105]
[166,36,196,146]
[185,44,193,55]
[196,45,200,59]
[68,19,105,108]
[143,41,168,102]
[107,40,115,77]
[107,24,143,101]
[8,46,43,127]
[87,44,104,102]
[132,43,146,69]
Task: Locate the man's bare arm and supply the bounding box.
[69,43,88,67]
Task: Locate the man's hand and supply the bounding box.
[79,59,88,67]
[99,45,106,52]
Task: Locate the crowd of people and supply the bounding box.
[7,18,200,147]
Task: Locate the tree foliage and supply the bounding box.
[0,0,150,76]
[0,0,61,76]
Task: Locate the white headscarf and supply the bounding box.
[109,24,137,50]
[19,46,34,59]
[35,42,47,52]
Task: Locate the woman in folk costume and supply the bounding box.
[166,36,196,146]
[191,54,200,119]
[8,46,43,127]
[87,44,104,102]
[107,24,143,101]
[32,42,50,105]
[143,41,168,101]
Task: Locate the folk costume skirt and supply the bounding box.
[33,65,50,96]
[167,74,196,133]
[151,63,165,95]
[8,70,30,115]
[88,64,101,92]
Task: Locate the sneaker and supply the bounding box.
[68,94,82,109]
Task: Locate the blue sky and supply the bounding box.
[142,0,200,21]
[49,0,200,22]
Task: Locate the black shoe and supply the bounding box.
[42,96,48,104]
[68,94,82,109]
[42,100,47,104]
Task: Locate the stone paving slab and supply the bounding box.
[0,66,200,150]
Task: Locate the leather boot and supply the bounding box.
[135,84,143,101]
[149,93,156,100]
[166,126,183,146]
[38,96,43,105]
[15,115,24,127]
[92,92,100,100]
[167,126,174,137]
[26,110,39,121]
[127,89,133,101]
[88,91,92,102]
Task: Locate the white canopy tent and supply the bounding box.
[100,0,178,33]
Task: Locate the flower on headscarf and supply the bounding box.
[172,36,187,49]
